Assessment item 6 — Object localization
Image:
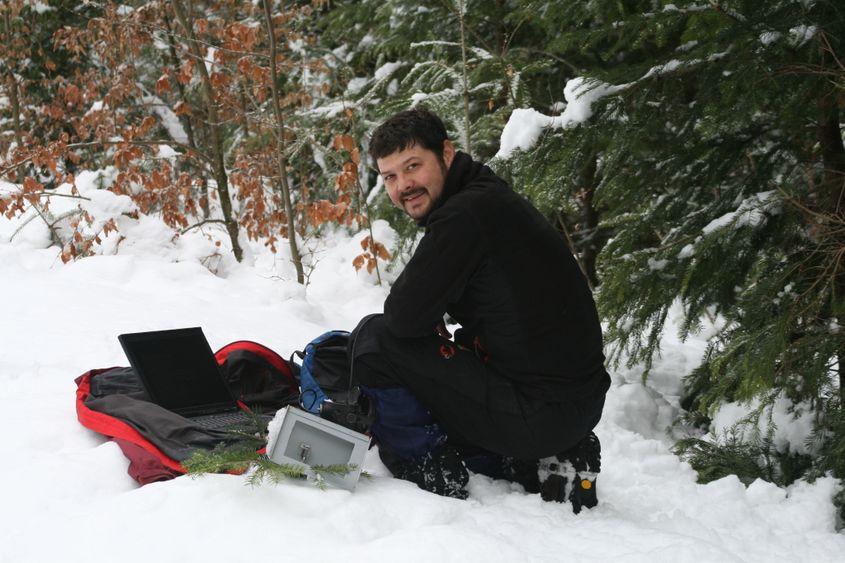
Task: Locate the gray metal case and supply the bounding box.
[267,406,371,491]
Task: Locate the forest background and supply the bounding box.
[1,0,843,519]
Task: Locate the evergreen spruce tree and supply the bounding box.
[498,0,845,495]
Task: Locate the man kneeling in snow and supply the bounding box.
[350,108,610,510]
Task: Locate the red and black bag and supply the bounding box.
[75,340,297,485]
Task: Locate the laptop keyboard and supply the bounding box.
[191,411,253,430]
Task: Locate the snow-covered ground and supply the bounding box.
[1,194,844,562]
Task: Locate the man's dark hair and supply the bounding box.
[369,107,448,162]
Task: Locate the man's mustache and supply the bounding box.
[400,188,427,201]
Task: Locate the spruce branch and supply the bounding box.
[183,445,256,475]
[183,445,358,490]
[707,2,749,26]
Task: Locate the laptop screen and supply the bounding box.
[119,328,235,414]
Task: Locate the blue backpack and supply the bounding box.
[290,330,373,433]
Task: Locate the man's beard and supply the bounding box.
[401,156,449,221]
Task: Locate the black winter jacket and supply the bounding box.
[384,152,609,401]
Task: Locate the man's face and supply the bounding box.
[377,140,455,221]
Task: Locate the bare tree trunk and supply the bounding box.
[457,0,472,156]
[6,74,22,182]
[171,0,243,262]
[494,0,506,54]
[577,154,602,288]
[239,79,251,138]
[3,10,22,184]
[556,211,593,292]
[163,13,198,151]
[261,0,304,284]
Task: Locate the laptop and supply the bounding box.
[118,327,258,430]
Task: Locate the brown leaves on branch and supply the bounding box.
[174,101,192,116]
[1,0,372,272]
[232,163,274,241]
[177,60,195,86]
[353,234,391,274]
[303,134,365,230]
[4,134,70,178]
[332,134,361,166]
[111,163,195,230]
[113,145,144,170]
[329,134,390,278]
[223,23,259,52]
[156,74,172,96]
[60,216,120,264]
[307,197,352,227]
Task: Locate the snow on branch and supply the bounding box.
[495,47,732,159]
[410,41,493,60]
[495,78,625,159]
[701,191,781,235]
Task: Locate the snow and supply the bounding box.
[345,77,369,96]
[789,25,817,48]
[205,46,217,74]
[288,39,306,55]
[643,59,685,79]
[496,78,626,159]
[410,91,431,105]
[496,47,746,160]
[678,243,696,259]
[308,101,354,118]
[374,61,404,82]
[141,92,189,145]
[760,31,782,45]
[29,1,54,13]
[1,181,844,561]
[702,191,779,235]
[410,41,493,60]
[156,144,179,159]
[367,174,384,205]
[711,395,816,456]
[495,108,553,159]
[647,257,668,271]
[86,100,104,115]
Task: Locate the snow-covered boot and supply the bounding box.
[380,444,470,499]
[501,456,541,493]
[538,432,601,513]
[462,450,541,493]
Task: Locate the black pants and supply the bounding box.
[351,315,607,460]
